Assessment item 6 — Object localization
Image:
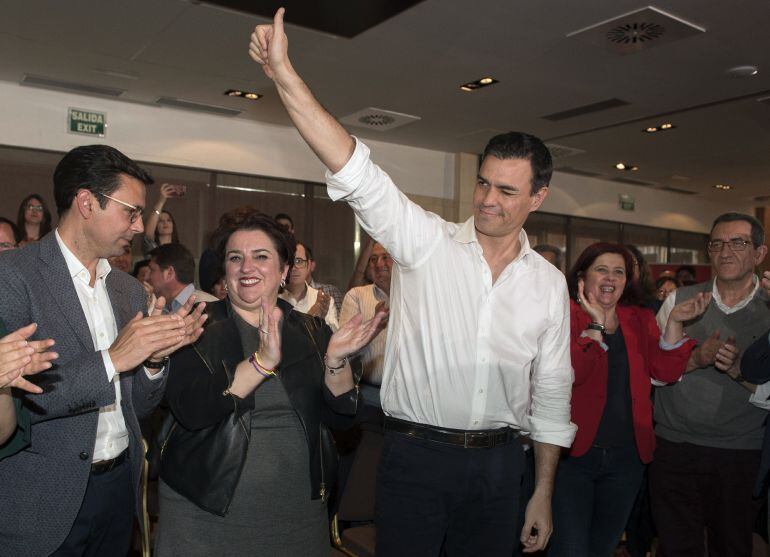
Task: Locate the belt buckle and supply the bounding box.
[464,431,493,449]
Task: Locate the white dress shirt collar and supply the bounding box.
[55,229,112,283]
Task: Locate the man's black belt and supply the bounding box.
[91,450,127,474]
[384,417,519,449]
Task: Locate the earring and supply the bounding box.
[223,283,229,292]
[280,278,286,289]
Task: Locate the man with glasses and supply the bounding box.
[652,212,770,556]
[0,144,207,556]
[0,217,20,252]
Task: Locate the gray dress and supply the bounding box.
[154,312,329,557]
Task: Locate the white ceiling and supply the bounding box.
[1,0,770,202]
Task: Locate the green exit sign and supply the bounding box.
[68,108,106,137]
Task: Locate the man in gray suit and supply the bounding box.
[0,145,206,556]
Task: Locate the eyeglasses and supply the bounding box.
[707,238,753,252]
[97,193,143,223]
[26,204,44,213]
[293,257,309,268]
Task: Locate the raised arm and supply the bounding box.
[249,8,354,173]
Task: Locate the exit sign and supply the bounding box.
[68,108,106,137]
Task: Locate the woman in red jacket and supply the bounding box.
[548,243,709,557]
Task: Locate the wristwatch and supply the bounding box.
[143,357,169,370]
[587,322,606,332]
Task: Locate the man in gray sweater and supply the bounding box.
[652,212,770,557]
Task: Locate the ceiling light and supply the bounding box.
[459,77,499,92]
[224,89,262,100]
[615,162,639,171]
[642,122,676,133]
[714,184,732,190]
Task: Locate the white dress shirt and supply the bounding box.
[656,275,770,408]
[339,284,388,385]
[56,230,162,462]
[280,282,339,331]
[326,139,576,447]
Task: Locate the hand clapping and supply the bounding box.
[0,323,58,394]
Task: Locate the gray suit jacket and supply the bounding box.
[0,234,167,556]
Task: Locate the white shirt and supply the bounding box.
[339,284,388,385]
[656,275,770,409]
[56,230,163,462]
[280,283,339,331]
[326,139,576,446]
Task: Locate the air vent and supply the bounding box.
[339,107,421,132]
[567,6,705,56]
[556,166,604,178]
[545,143,586,159]
[21,74,125,97]
[658,186,698,195]
[155,97,242,117]
[541,98,629,121]
[610,176,655,187]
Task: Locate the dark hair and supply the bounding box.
[274,213,294,227]
[624,244,656,302]
[655,276,680,290]
[207,205,260,250]
[132,259,151,278]
[533,244,562,268]
[53,145,153,216]
[566,242,641,306]
[216,212,296,272]
[154,210,180,245]
[16,194,52,240]
[149,243,195,285]
[481,131,553,194]
[297,242,314,261]
[0,216,22,244]
[710,212,765,247]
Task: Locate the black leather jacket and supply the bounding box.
[160,298,360,515]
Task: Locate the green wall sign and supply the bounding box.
[68,108,106,137]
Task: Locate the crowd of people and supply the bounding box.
[1,8,770,557]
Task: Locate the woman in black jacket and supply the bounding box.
[155,212,385,556]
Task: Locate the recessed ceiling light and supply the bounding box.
[714,184,733,190]
[460,77,499,92]
[224,89,262,100]
[726,65,759,78]
[615,162,638,171]
[642,122,676,133]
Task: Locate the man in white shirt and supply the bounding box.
[148,242,218,313]
[250,11,575,555]
[0,144,206,557]
[339,242,391,408]
[279,241,339,330]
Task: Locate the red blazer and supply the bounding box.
[569,300,696,463]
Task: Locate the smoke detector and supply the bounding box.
[340,107,421,132]
[567,6,705,56]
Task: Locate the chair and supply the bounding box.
[331,429,383,557]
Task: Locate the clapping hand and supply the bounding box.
[577,278,606,324]
[307,290,330,319]
[255,300,283,370]
[669,292,711,323]
[326,308,388,364]
[714,335,741,378]
[147,295,208,362]
[0,323,58,394]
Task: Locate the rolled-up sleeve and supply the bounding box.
[529,286,578,447]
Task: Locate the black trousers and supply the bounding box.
[375,429,525,557]
[650,436,762,557]
[51,456,134,557]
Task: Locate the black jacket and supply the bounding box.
[160,298,360,515]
